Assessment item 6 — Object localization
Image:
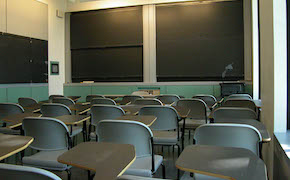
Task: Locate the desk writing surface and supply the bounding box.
[120,105,190,118]
[22,104,42,113]
[0,133,33,161]
[58,142,136,180]
[55,115,90,125]
[115,115,156,126]
[69,104,91,114]
[2,113,42,129]
[215,119,271,142]
[176,145,267,180]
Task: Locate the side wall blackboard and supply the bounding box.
[70,6,143,82]
[156,0,244,81]
[0,33,48,83]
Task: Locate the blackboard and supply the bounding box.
[70,6,143,82]
[156,1,244,81]
[0,33,48,83]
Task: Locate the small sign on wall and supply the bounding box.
[50,61,59,75]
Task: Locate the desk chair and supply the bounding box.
[139,105,180,178]
[52,97,75,107]
[86,95,105,102]
[22,117,72,180]
[90,98,117,106]
[18,97,38,107]
[41,104,83,139]
[89,105,125,141]
[176,99,208,139]
[227,94,252,100]
[156,94,180,105]
[97,120,165,178]
[0,103,24,134]
[49,95,65,102]
[133,98,163,105]
[223,99,258,114]
[212,107,258,122]
[119,95,144,105]
[0,163,61,180]
[192,94,217,110]
[193,123,262,180]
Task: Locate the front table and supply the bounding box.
[176,145,267,180]
[58,142,136,180]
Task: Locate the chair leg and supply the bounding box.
[188,130,191,140]
[82,131,86,142]
[161,163,166,179]
[66,169,71,180]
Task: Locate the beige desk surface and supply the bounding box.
[105,94,156,98]
[22,104,42,113]
[39,96,81,104]
[0,133,33,161]
[115,115,157,127]
[58,142,136,180]
[2,113,42,129]
[69,104,91,114]
[215,119,271,142]
[120,105,190,119]
[55,115,90,125]
[176,145,267,180]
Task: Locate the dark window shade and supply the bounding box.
[0,33,48,84]
[72,47,143,82]
[70,6,143,82]
[71,6,143,49]
[156,1,244,81]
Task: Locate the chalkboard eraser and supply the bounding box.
[82,81,94,84]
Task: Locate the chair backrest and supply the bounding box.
[91,98,116,106]
[176,99,207,119]
[223,99,257,113]
[227,94,252,100]
[194,124,262,156]
[212,107,258,122]
[133,98,163,105]
[156,94,180,105]
[22,117,69,151]
[49,95,64,101]
[119,95,143,105]
[41,103,72,117]
[192,94,217,108]
[52,97,75,107]
[86,94,105,102]
[18,97,38,107]
[97,120,153,157]
[0,103,24,120]
[0,163,62,180]
[138,106,179,130]
[90,105,125,126]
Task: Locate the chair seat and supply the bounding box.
[152,131,179,145]
[68,125,83,137]
[124,155,163,177]
[178,118,206,129]
[0,127,20,135]
[195,173,225,180]
[117,175,166,180]
[23,149,69,171]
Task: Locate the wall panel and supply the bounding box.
[7,0,48,40]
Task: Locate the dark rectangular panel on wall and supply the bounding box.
[72,47,143,82]
[71,6,143,49]
[156,0,244,81]
[70,6,143,82]
[0,33,48,84]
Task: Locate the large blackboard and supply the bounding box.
[156,1,244,81]
[70,6,143,82]
[0,33,48,83]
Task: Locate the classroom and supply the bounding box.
[0,0,289,180]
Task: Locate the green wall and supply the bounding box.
[0,84,48,103]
